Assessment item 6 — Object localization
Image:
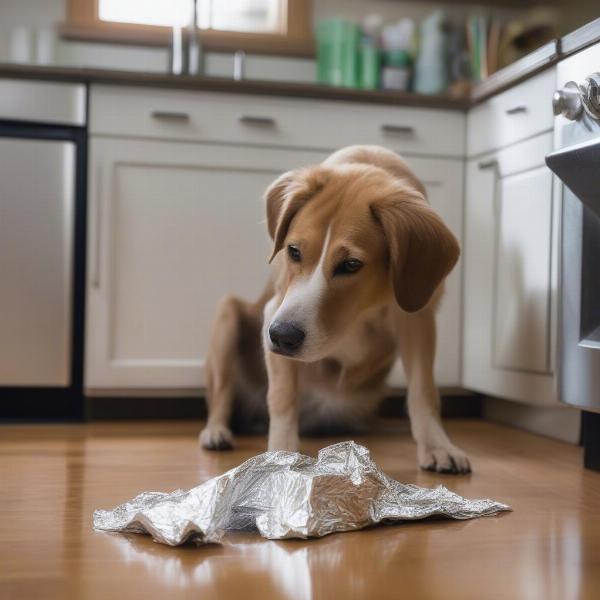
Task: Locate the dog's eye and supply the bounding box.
[287,245,302,262]
[334,258,363,276]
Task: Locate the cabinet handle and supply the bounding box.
[151,110,190,122]
[478,159,498,171]
[239,115,276,127]
[505,105,527,115]
[381,124,415,135]
[92,164,103,289]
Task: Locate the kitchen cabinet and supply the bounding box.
[467,69,556,157]
[85,138,328,391]
[86,85,467,394]
[85,137,464,392]
[462,132,558,405]
[90,84,466,158]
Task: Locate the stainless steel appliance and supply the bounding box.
[0,79,87,419]
[547,43,600,469]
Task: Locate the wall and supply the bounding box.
[1,0,595,82]
[0,0,521,83]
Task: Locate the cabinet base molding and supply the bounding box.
[86,395,207,420]
[483,397,581,444]
[85,392,482,421]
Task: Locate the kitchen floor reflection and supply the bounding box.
[102,519,473,600]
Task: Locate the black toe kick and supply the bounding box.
[582,411,600,472]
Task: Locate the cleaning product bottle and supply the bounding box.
[414,11,448,95]
[381,19,414,91]
[317,19,360,88]
[359,14,382,90]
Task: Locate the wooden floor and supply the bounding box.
[1,419,600,600]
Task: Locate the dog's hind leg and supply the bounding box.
[200,290,269,449]
[200,295,244,450]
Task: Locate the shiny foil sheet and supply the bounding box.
[93,441,510,546]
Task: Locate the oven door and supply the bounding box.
[546,123,600,413]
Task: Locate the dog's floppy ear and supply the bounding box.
[371,188,460,313]
[265,167,329,262]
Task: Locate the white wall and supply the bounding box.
[314,0,517,25]
[0,0,521,83]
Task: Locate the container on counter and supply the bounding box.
[9,27,34,64]
[381,49,411,91]
[358,14,382,90]
[359,39,380,89]
[317,19,360,88]
[380,19,414,91]
[414,11,448,95]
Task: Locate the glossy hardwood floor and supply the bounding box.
[1,419,599,600]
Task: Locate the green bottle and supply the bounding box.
[359,37,380,89]
[317,19,360,88]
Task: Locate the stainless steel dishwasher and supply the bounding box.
[0,79,87,419]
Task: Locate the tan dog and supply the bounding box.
[200,145,470,474]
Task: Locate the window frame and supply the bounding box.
[60,0,314,57]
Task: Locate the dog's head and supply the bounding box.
[263,164,459,361]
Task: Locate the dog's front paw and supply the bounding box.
[200,424,234,450]
[418,443,471,474]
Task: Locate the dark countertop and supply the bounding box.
[471,40,559,104]
[0,63,469,110]
[1,18,599,111]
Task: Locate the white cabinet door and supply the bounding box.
[85,138,327,392]
[387,156,464,388]
[462,132,558,405]
[493,168,553,372]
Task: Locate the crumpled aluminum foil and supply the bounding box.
[93,441,510,546]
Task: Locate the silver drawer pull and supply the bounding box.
[239,115,276,127]
[505,106,528,115]
[381,124,415,135]
[478,159,498,171]
[151,111,190,122]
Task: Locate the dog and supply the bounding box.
[200,145,470,474]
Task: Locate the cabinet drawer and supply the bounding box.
[90,84,465,157]
[0,79,86,126]
[467,69,556,157]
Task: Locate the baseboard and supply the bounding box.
[582,411,600,471]
[380,393,483,419]
[87,393,483,421]
[86,396,207,420]
[482,397,581,444]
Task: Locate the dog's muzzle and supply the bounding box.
[268,321,305,356]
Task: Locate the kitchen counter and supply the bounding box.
[0,63,469,110]
[474,17,600,103]
[471,40,559,104]
[1,17,599,111]
[561,16,600,56]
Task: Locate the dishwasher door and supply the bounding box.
[0,137,75,386]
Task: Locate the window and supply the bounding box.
[62,0,313,57]
[97,0,284,33]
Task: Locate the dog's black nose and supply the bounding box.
[269,321,305,355]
